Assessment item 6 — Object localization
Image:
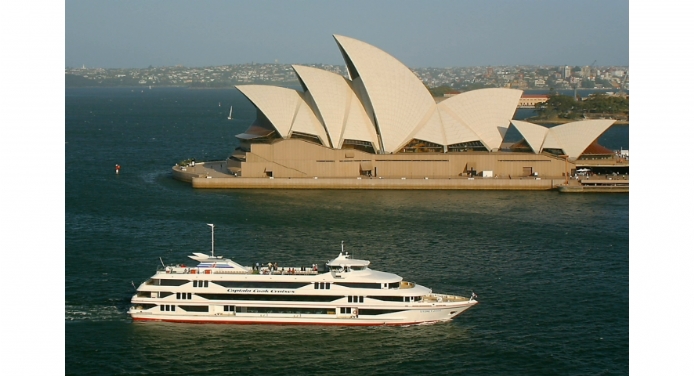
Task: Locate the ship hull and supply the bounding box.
[129,303,475,326]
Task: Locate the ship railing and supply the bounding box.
[161,267,249,275]
[256,268,319,276]
[422,294,469,303]
[161,267,320,276]
[213,270,252,274]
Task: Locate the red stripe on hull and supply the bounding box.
[131,317,438,326]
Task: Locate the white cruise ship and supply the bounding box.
[129,227,477,326]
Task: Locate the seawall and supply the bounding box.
[558,185,629,193]
[189,176,562,190]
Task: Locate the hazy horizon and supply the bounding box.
[66,62,630,71]
[66,0,629,69]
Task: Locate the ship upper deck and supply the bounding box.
[155,251,416,287]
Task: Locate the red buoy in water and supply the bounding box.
[115,164,121,174]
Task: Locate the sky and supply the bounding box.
[65,0,629,69]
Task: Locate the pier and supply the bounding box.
[557,178,629,193]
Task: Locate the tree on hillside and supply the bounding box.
[427,85,457,97]
[535,94,579,119]
[581,93,629,114]
[459,82,495,92]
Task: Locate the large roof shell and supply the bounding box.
[292,65,350,148]
[292,65,379,150]
[411,108,447,147]
[236,85,300,138]
[438,88,522,150]
[290,94,330,146]
[509,120,549,154]
[436,105,482,145]
[333,34,436,153]
[541,131,562,152]
[340,86,381,151]
[542,119,615,159]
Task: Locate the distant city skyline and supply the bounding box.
[65,0,629,69]
[65,63,629,93]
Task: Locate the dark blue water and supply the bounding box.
[65,88,628,375]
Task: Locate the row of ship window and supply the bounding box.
[176,292,192,300]
[148,304,404,316]
[153,279,402,289]
[159,305,208,312]
[238,307,401,315]
[150,292,422,302]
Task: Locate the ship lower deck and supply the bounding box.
[130,302,475,326]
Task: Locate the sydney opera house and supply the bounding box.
[224,35,617,180]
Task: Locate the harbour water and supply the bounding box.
[65,88,628,375]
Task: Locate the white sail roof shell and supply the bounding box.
[436,104,484,145]
[340,87,381,150]
[411,108,447,146]
[438,88,522,150]
[334,34,436,153]
[541,119,615,160]
[290,94,330,146]
[509,120,549,154]
[292,65,379,150]
[542,131,562,152]
[236,85,300,138]
[292,65,349,148]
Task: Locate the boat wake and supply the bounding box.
[401,321,439,328]
[65,301,130,322]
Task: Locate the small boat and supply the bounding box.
[228,105,233,120]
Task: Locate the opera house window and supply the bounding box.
[400,139,444,153]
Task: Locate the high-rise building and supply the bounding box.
[563,66,571,78]
[581,66,591,79]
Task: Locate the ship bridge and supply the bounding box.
[326,251,370,271]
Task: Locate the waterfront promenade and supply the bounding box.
[173,161,578,190]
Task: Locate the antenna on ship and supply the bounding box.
[341,240,344,254]
[207,223,215,257]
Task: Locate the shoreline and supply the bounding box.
[524,118,628,125]
[190,176,565,190]
[65,82,300,89]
